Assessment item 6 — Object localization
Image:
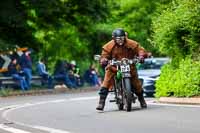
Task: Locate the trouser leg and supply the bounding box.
[101,66,115,88]
[96,87,109,111]
[131,69,147,108]
[12,74,25,91]
[48,76,53,89]
[63,74,74,89]
[96,66,116,110]
[136,90,147,108]
[23,68,32,89]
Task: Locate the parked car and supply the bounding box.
[137,57,170,97]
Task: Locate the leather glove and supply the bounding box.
[100,58,108,66]
[139,56,145,63]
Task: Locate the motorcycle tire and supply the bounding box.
[123,78,132,112]
[118,103,124,110]
[116,81,124,110]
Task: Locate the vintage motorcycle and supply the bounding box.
[94,55,140,112]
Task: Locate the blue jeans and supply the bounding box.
[69,74,78,89]
[90,74,99,86]
[54,74,74,88]
[40,74,53,89]
[12,74,28,91]
[23,68,32,89]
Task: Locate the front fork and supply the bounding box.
[121,73,137,103]
[113,77,123,104]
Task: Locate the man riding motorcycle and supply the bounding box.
[96,28,151,111]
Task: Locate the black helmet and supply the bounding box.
[112,28,126,38]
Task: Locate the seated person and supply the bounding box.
[36,58,53,89]
[8,58,28,91]
[84,64,100,87]
[53,60,76,89]
[19,48,33,89]
[68,60,84,87]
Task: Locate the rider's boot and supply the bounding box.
[96,87,108,111]
[137,91,147,108]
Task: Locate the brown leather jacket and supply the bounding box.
[101,38,149,61]
[100,38,149,92]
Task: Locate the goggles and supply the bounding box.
[115,36,125,41]
[114,36,125,45]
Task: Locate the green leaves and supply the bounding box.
[152,0,200,60]
[152,1,200,98]
[155,58,200,98]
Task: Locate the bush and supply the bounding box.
[152,0,200,61]
[155,58,200,98]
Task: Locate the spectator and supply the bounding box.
[8,58,28,91]
[69,60,84,87]
[36,58,53,89]
[53,60,75,89]
[19,48,33,89]
[84,64,100,87]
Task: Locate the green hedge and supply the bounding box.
[152,0,200,61]
[155,58,200,98]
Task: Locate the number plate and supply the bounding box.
[120,65,130,72]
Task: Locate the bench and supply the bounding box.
[0,75,69,90]
[0,76,43,89]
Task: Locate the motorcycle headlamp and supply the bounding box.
[129,60,133,64]
[121,58,128,65]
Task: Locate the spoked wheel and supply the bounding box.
[123,78,133,112]
[115,82,124,110]
[117,90,124,110]
[118,102,124,110]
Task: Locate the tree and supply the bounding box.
[153,0,200,97]
[152,0,200,61]
[0,0,36,51]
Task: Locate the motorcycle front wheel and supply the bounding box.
[115,81,124,110]
[123,78,133,112]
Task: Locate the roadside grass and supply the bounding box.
[0,85,51,97]
[0,84,97,97]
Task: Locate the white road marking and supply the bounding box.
[49,99,66,103]
[69,96,98,101]
[0,124,32,133]
[0,105,21,111]
[1,96,200,133]
[34,126,71,133]
[1,99,69,133]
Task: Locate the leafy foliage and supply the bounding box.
[152,0,200,62]
[0,0,171,60]
[106,0,164,55]
[155,58,200,97]
[152,0,200,97]
[0,88,12,97]
[0,0,110,59]
[0,0,34,50]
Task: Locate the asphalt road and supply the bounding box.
[0,91,200,133]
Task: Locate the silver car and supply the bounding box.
[137,57,170,97]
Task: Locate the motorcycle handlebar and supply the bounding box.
[109,58,140,65]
